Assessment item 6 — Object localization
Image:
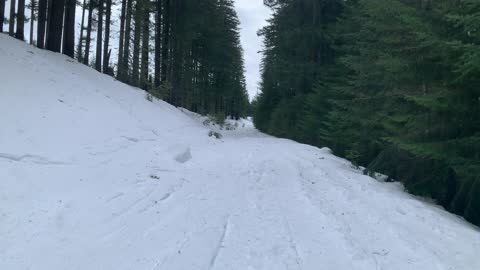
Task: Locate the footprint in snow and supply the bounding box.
[175,148,192,164]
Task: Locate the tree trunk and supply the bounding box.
[140,1,149,90]
[161,0,169,83]
[77,0,87,61]
[37,0,46,48]
[0,0,5,32]
[84,0,94,65]
[122,0,133,82]
[63,0,76,57]
[15,0,25,40]
[29,0,35,44]
[9,0,16,36]
[103,0,111,73]
[154,0,161,87]
[117,0,126,78]
[132,0,142,86]
[46,0,64,52]
[95,0,104,72]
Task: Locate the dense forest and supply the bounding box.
[0,0,250,119]
[255,0,480,226]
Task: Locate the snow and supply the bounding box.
[1,34,480,270]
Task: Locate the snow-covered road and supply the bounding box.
[1,35,479,270]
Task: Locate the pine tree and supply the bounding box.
[121,0,133,82]
[77,0,87,62]
[153,0,161,88]
[84,0,94,65]
[63,0,76,57]
[140,0,149,90]
[95,0,104,71]
[15,0,25,40]
[131,0,142,86]
[160,0,169,83]
[103,0,112,73]
[9,0,16,36]
[46,0,65,52]
[28,0,37,44]
[117,0,127,78]
[36,0,46,48]
[0,0,5,32]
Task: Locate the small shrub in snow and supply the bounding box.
[208,131,223,139]
[146,93,154,102]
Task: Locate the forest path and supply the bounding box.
[1,35,479,270]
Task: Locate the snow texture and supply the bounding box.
[1,34,479,270]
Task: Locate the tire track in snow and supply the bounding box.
[0,153,67,165]
[209,215,231,270]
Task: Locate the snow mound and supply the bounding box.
[1,35,480,270]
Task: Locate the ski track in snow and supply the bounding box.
[1,35,480,270]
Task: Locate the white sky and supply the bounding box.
[234,0,272,100]
[4,0,271,100]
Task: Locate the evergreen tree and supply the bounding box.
[9,0,16,36]
[255,0,480,226]
[84,0,94,65]
[36,0,46,48]
[103,0,112,73]
[46,0,65,52]
[63,0,76,57]
[0,0,5,33]
[117,0,127,78]
[15,0,25,40]
[95,0,104,71]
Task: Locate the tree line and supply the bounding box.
[1,0,250,119]
[255,0,480,226]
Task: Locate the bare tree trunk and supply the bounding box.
[46,0,64,52]
[9,0,16,36]
[103,0,111,73]
[84,0,94,65]
[161,0,169,83]
[154,0,161,87]
[95,0,104,71]
[0,0,5,32]
[122,0,133,82]
[62,0,75,57]
[132,0,141,86]
[77,0,87,61]
[29,0,35,44]
[37,0,46,48]
[15,0,25,40]
[140,1,149,89]
[117,0,126,78]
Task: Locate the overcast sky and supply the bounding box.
[5,0,271,100]
[234,0,272,100]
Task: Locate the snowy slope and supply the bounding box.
[1,35,479,270]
